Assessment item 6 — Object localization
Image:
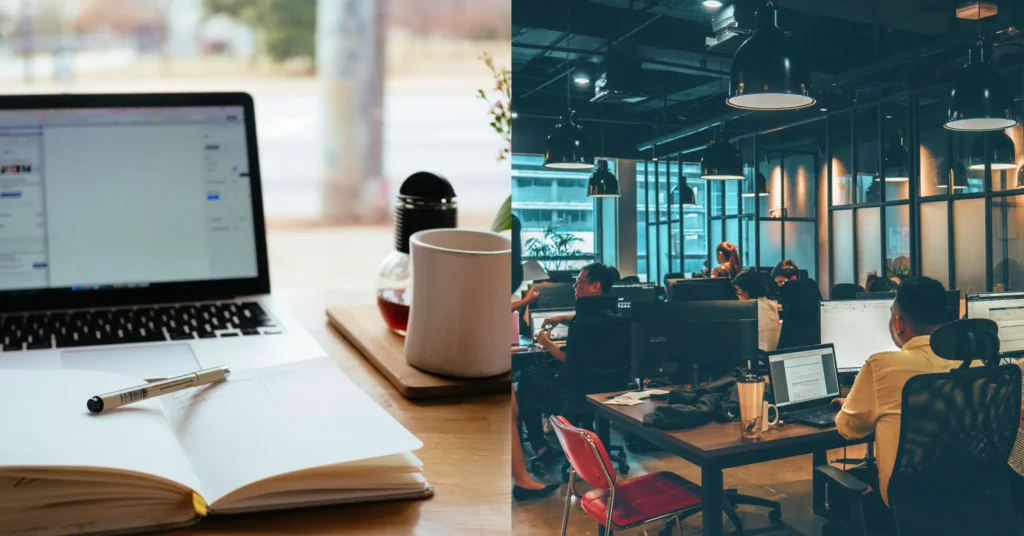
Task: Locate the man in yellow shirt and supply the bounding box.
[831,276,965,526]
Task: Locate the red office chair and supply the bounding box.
[550,415,715,536]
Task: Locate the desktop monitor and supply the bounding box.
[531,282,576,311]
[576,294,620,318]
[630,301,758,384]
[530,309,573,341]
[820,299,900,372]
[767,344,842,410]
[668,278,737,302]
[966,291,1024,357]
[609,282,657,315]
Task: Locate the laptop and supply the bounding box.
[0,93,325,379]
[530,309,573,344]
[766,344,843,427]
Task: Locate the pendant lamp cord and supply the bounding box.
[565,1,572,113]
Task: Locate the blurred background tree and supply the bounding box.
[203,0,316,64]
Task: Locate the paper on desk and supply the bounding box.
[604,389,670,406]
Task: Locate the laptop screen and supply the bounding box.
[531,310,573,341]
[769,345,842,407]
[0,105,259,294]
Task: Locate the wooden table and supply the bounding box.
[173,289,510,536]
[588,391,867,536]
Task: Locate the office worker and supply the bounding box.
[520,263,617,456]
[733,269,781,352]
[772,259,822,349]
[536,262,618,348]
[866,271,895,293]
[711,241,742,279]
[832,277,972,525]
[511,287,540,312]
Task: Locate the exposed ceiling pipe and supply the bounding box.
[518,0,687,102]
[637,23,1024,153]
[512,43,730,78]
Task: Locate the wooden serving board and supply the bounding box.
[326,304,511,399]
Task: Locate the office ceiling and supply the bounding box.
[512,0,1024,157]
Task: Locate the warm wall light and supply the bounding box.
[946,43,1017,131]
[587,159,620,197]
[726,1,814,111]
[544,111,595,169]
[969,131,1016,170]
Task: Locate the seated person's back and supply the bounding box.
[835,276,975,508]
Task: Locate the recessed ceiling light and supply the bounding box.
[703,0,723,8]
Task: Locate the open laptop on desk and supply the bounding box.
[0,93,325,379]
[767,344,842,427]
[530,309,572,345]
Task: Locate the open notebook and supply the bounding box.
[0,357,430,536]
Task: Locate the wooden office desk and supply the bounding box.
[173,289,510,536]
[587,391,867,536]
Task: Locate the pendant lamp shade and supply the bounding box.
[1017,164,1024,188]
[883,134,910,182]
[726,4,814,111]
[969,131,1016,170]
[544,111,595,169]
[946,44,1017,131]
[741,171,769,197]
[949,161,970,190]
[701,133,744,180]
[588,160,620,197]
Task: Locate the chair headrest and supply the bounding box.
[929,319,1000,365]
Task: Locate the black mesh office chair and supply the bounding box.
[558,313,633,478]
[816,319,1024,536]
[830,283,864,300]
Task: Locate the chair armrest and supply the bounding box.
[814,465,869,495]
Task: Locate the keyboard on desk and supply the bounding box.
[0,301,280,352]
[782,406,839,427]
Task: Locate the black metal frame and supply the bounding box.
[638,156,706,283]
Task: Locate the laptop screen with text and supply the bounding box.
[769,346,841,407]
[0,106,259,293]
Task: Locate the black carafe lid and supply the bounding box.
[395,172,458,253]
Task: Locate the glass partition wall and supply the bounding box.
[632,73,1024,296]
[637,158,706,282]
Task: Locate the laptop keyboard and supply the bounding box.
[785,406,838,422]
[0,301,280,352]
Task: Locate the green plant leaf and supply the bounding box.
[491,195,513,232]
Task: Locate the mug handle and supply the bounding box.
[765,404,780,426]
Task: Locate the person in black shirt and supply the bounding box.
[772,260,823,349]
[519,263,617,457]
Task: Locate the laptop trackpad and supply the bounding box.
[61,344,200,380]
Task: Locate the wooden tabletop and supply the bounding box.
[172,289,510,536]
[588,390,863,468]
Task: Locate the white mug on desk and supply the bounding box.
[405,229,512,378]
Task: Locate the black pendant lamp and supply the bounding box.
[969,131,1016,170]
[701,130,744,180]
[671,183,697,205]
[951,161,970,190]
[544,16,595,169]
[544,111,595,170]
[741,171,769,197]
[883,133,909,182]
[726,0,814,111]
[946,42,1017,131]
[1017,165,1024,188]
[588,159,620,197]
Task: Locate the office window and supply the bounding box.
[637,160,705,281]
[785,221,816,281]
[856,207,881,286]
[920,201,949,287]
[918,87,953,198]
[511,154,599,271]
[991,125,1024,193]
[831,113,854,206]
[954,198,986,294]
[855,107,880,204]
[992,195,1024,291]
[885,204,911,280]
[833,209,855,286]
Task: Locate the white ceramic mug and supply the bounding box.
[761,401,780,432]
[405,229,512,378]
